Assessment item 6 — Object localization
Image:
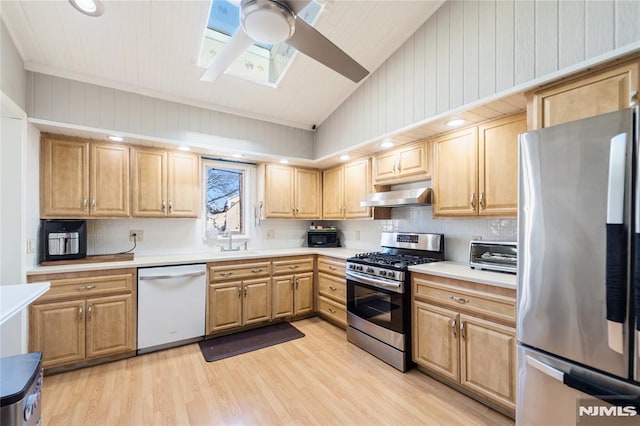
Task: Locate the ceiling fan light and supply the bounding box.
[242,0,294,44]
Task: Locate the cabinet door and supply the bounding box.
[85,294,135,359]
[433,127,478,217]
[412,301,459,382]
[293,272,314,317]
[41,137,89,217]
[272,275,293,320]
[131,147,167,217]
[322,165,344,219]
[459,314,516,412]
[264,164,295,218]
[372,150,398,183]
[30,300,85,368]
[397,142,429,179]
[243,278,271,325]
[208,282,243,333]
[90,143,130,217]
[167,151,200,217]
[344,159,371,219]
[294,168,321,219]
[478,115,525,217]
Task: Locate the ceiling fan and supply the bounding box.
[200,0,369,83]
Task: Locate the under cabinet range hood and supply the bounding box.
[360,188,432,207]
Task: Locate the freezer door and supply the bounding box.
[518,108,634,379]
[517,345,640,426]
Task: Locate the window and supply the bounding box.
[203,160,252,238]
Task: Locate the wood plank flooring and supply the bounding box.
[42,317,514,425]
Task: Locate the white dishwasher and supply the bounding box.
[137,264,206,354]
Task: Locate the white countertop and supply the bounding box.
[409,261,516,289]
[0,282,51,325]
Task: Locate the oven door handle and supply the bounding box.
[346,270,403,293]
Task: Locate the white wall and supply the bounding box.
[0,19,26,111]
[316,0,640,157]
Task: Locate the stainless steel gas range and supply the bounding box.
[346,232,444,371]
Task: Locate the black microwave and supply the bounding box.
[308,230,339,247]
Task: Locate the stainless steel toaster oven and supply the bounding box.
[469,240,517,274]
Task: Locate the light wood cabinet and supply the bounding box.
[432,114,525,217]
[271,257,314,320]
[373,141,430,185]
[41,135,130,218]
[412,273,516,415]
[27,269,136,370]
[131,147,200,217]
[208,281,243,333]
[258,164,321,219]
[242,278,272,326]
[316,256,347,328]
[527,59,639,130]
[323,158,372,219]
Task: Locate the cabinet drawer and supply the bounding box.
[318,296,346,327]
[272,257,314,275]
[414,278,515,324]
[317,257,346,278]
[29,271,134,302]
[209,262,271,282]
[318,273,346,303]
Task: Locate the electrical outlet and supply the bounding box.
[130,230,144,242]
[355,230,360,241]
[26,239,35,254]
[266,229,275,240]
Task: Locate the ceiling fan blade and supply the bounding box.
[200,29,254,82]
[284,0,311,16]
[286,18,369,83]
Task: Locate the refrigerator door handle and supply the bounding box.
[605,133,628,354]
[526,355,564,382]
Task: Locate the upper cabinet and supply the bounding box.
[323,158,371,220]
[41,135,130,218]
[258,164,321,220]
[528,59,639,130]
[131,147,200,218]
[373,141,430,185]
[432,114,525,217]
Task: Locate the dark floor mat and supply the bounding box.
[198,322,305,362]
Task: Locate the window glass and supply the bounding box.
[204,163,245,236]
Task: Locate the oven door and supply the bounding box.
[346,271,405,335]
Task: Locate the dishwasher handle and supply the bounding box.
[139,271,206,281]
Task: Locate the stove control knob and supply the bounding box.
[366,267,374,273]
[379,270,387,277]
[387,271,395,279]
[348,264,354,269]
[357,265,363,271]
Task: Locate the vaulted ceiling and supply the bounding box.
[2,0,444,130]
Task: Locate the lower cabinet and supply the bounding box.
[412,273,516,416]
[272,272,314,320]
[27,269,137,370]
[316,256,347,328]
[207,278,271,334]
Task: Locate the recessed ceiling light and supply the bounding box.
[279,159,289,164]
[178,146,191,151]
[107,135,124,142]
[380,140,394,148]
[68,0,104,17]
[339,154,350,161]
[232,154,243,158]
[446,118,465,127]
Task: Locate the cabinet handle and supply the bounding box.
[291,278,295,289]
[82,197,88,210]
[329,286,337,291]
[162,200,166,212]
[479,192,485,210]
[295,279,299,289]
[288,265,299,269]
[244,287,247,297]
[460,322,466,340]
[295,208,299,214]
[78,306,83,320]
[87,304,92,320]
[75,285,96,291]
[168,200,173,213]
[450,295,470,304]
[329,266,337,271]
[251,268,262,273]
[91,198,96,211]
[470,192,476,209]
[451,319,457,337]
[220,272,233,277]
[328,308,336,314]
[237,287,242,298]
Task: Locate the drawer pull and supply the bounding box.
[328,308,336,314]
[251,269,262,273]
[329,286,337,291]
[450,296,470,304]
[220,272,233,277]
[75,285,96,291]
[329,266,337,270]
[288,265,299,269]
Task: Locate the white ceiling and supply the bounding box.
[2,0,444,130]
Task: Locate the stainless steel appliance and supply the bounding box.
[39,219,86,262]
[518,107,640,425]
[0,352,43,426]
[469,240,517,274]
[307,228,339,247]
[346,232,444,372]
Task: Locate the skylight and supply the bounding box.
[198,0,322,85]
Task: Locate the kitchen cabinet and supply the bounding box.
[131,147,200,217]
[372,141,430,185]
[432,114,525,217]
[527,58,639,130]
[271,257,314,320]
[258,164,321,219]
[412,273,516,416]
[323,158,372,219]
[27,268,136,370]
[40,134,130,218]
[316,256,347,328]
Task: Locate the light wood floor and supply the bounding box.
[42,317,514,426]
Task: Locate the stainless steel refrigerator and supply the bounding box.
[517,106,640,425]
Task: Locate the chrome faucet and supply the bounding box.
[219,232,248,252]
